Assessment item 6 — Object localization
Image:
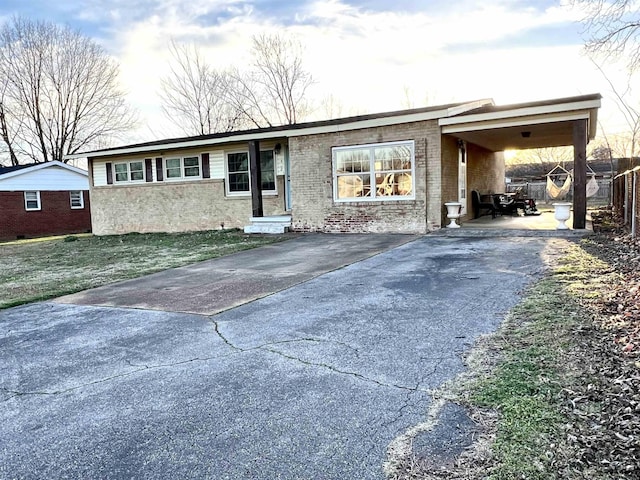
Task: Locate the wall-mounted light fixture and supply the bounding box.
[521,131,531,138]
[274,143,282,154]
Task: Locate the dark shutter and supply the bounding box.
[155,158,163,182]
[106,162,113,185]
[201,153,210,179]
[145,158,153,182]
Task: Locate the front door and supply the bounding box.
[458,141,467,215]
[284,147,292,211]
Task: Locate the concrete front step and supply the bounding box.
[243,215,292,234]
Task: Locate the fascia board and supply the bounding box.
[67,108,452,160]
[445,98,494,117]
[440,111,591,134]
[439,98,602,127]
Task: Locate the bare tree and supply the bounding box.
[571,0,640,70]
[161,33,314,134]
[244,33,313,126]
[0,82,20,165]
[590,60,640,159]
[319,93,345,120]
[0,17,136,164]
[161,41,243,136]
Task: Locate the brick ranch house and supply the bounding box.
[67,94,601,235]
[0,161,91,240]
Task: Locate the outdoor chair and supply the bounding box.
[471,190,496,219]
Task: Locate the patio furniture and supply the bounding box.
[493,193,518,216]
[471,190,496,219]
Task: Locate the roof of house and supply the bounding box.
[66,93,602,159]
[0,160,88,181]
[0,164,34,176]
[65,99,495,159]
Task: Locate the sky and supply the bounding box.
[0,0,633,146]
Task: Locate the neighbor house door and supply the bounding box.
[458,141,467,215]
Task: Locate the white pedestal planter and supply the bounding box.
[444,202,462,228]
[552,202,572,230]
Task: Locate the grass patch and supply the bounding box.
[467,241,608,479]
[0,229,286,309]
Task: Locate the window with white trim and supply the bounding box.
[70,191,84,209]
[226,150,277,195]
[114,160,144,183]
[165,156,201,180]
[24,191,41,211]
[333,141,415,201]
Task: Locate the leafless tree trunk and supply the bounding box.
[0,84,20,166]
[570,0,640,70]
[161,41,243,136]
[0,17,136,164]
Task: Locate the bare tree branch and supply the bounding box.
[571,0,640,70]
[0,16,137,164]
[160,33,314,135]
[160,40,243,136]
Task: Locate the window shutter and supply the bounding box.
[106,162,113,185]
[145,158,153,182]
[155,158,163,182]
[202,153,210,179]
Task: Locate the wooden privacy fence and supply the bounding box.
[613,168,640,237]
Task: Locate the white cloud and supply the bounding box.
[64,0,629,142]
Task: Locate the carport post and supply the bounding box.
[572,119,587,229]
[248,140,263,218]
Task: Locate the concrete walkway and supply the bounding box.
[0,234,560,479]
[55,234,417,315]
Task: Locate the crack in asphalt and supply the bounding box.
[0,356,221,400]
[211,319,428,392]
[365,357,448,459]
[3,319,441,401]
[212,319,360,357]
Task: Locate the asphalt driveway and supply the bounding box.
[0,234,557,479]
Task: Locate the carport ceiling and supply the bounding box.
[439,94,601,152]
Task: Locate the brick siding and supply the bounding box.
[90,179,286,235]
[440,135,504,223]
[0,191,91,240]
[288,125,503,232]
[288,121,440,233]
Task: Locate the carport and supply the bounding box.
[440,94,602,229]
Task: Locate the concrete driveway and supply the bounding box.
[0,234,556,479]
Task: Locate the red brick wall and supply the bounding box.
[0,191,91,240]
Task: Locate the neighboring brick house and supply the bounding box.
[67,94,601,235]
[0,161,91,240]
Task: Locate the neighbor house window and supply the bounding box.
[70,191,84,209]
[226,150,277,195]
[165,156,201,180]
[333,141,415,201]
[24,191,41,211]
[114,161,144,183]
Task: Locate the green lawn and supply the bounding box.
[0,230,286,309]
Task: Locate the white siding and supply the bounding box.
[210,151,224,179]
[0,165,88,191]
[92,160,108,186]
